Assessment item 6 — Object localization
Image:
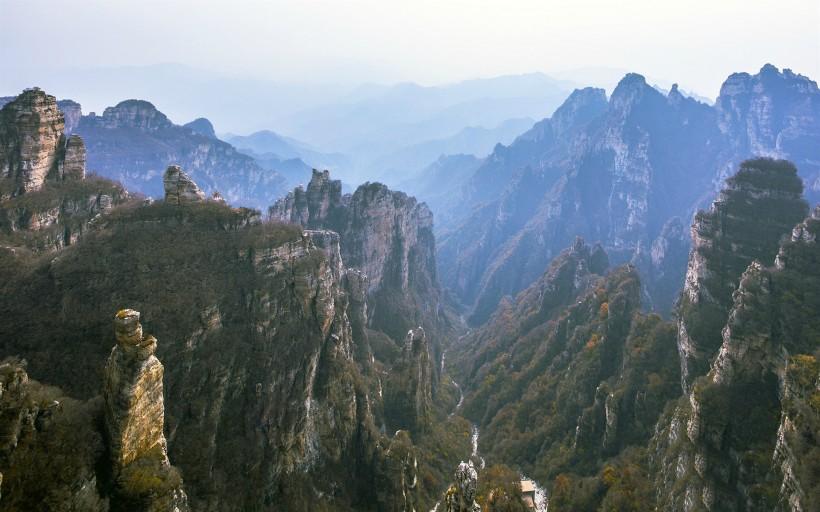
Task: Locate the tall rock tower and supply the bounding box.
[0,88,86,196]
[103,309,188,511]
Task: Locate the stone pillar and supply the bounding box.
[103,309,167,469]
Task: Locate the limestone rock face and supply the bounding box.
[716,64,820,202]
[676,158,807,391]
[104,309,167,467]
[438,73,722,324]
[384,327,434,434]
[271,168,445,345]
[60,134,87,180]
[435,65,820,324]
[651,195,820,512]
[0,89,123,252]
[0,88,67,195]
[163,165,205,205]
[445,461,481,512]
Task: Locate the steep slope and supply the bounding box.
[456,243,680,477]
[270,169,452,349]
[447,159,819,512]
[0,165,473,510]
[74,99,286,208]
[652,204,820,511]
[676,158,808,391]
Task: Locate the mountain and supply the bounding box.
[437,65,820,324]
[224,129,351,175]
[446,158,819,511]
[0,88,477,510]
[182,117,216,138]
[70,98,287,209]
[269,170,454,352]
[651,163,818,511]
[0,166,469,511]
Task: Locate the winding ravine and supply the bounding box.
[436,339,548,511]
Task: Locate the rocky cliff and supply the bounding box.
[0,168,467,510]
[652,203,820,511]
[162,165,205,205]
[444,461,481,512]
[0,88,84,196]
[445,160,818,511]
[716,64,820,203]
[384,327,434,434]
[676,158,808,391]
[0,89,129,252]
[74,99,285,208]
[270,169,450,353]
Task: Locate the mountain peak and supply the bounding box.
[184,117,216,138]
[609,72,660,113]
[101,99,171,131]
[760,62,780,75]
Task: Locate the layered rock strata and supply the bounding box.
[0,88,86,196]
[103,309,189,511]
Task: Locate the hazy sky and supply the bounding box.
[2,0,819,96]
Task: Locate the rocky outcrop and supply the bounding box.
[651,192,820,511]
[0,89,126,252]
[384,327,434,434]
[444,461,481,512]
[270,169,447,346]
[0,88,85,196]
[676,158,807,391]
[96,100,174,132]
[163,165,205,205]
[104,309,189,511]
[75,99,285,208]
[60,134,86,180]
[0,309,190,511]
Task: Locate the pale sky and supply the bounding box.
[2,0,819,97]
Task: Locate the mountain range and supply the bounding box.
[0,62,818,512]
[427,64,820,324]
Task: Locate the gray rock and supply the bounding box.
[163,165,205,205]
